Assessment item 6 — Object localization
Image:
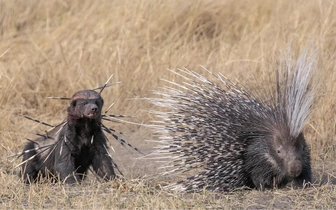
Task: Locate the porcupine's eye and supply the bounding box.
[277,149,281,154]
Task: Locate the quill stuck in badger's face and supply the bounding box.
[20,90,116,184]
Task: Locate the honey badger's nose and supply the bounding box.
[91,105,98,112]
[83,104,100,119]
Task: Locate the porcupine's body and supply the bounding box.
[151,50,316,191]
[20,90,116,184]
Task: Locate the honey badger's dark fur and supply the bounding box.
[20,90,116,184]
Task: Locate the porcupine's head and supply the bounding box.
[67,90,104,122]
[245,50,315,188]
[268,127,310,181]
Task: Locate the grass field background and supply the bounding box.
[0,0,336,209]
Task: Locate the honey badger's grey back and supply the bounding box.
[150,49,317,191]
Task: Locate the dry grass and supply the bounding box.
[0,0,336,209]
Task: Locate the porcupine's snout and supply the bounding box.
[288,159,302,178]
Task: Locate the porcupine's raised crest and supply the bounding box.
[149,48,317,191]
[14,74,144,183]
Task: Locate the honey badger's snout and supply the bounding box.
[84,103,100,119]
[91,105,98,112]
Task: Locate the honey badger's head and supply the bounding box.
[67,90,104,121]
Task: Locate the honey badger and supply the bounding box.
[20,90,116,184]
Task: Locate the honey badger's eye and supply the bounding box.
[71,101,76,107]
[95,100,101,106]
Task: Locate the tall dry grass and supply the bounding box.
[0,0,336,209]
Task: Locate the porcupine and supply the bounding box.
[151,50,316,191]
[19,88,143,184]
